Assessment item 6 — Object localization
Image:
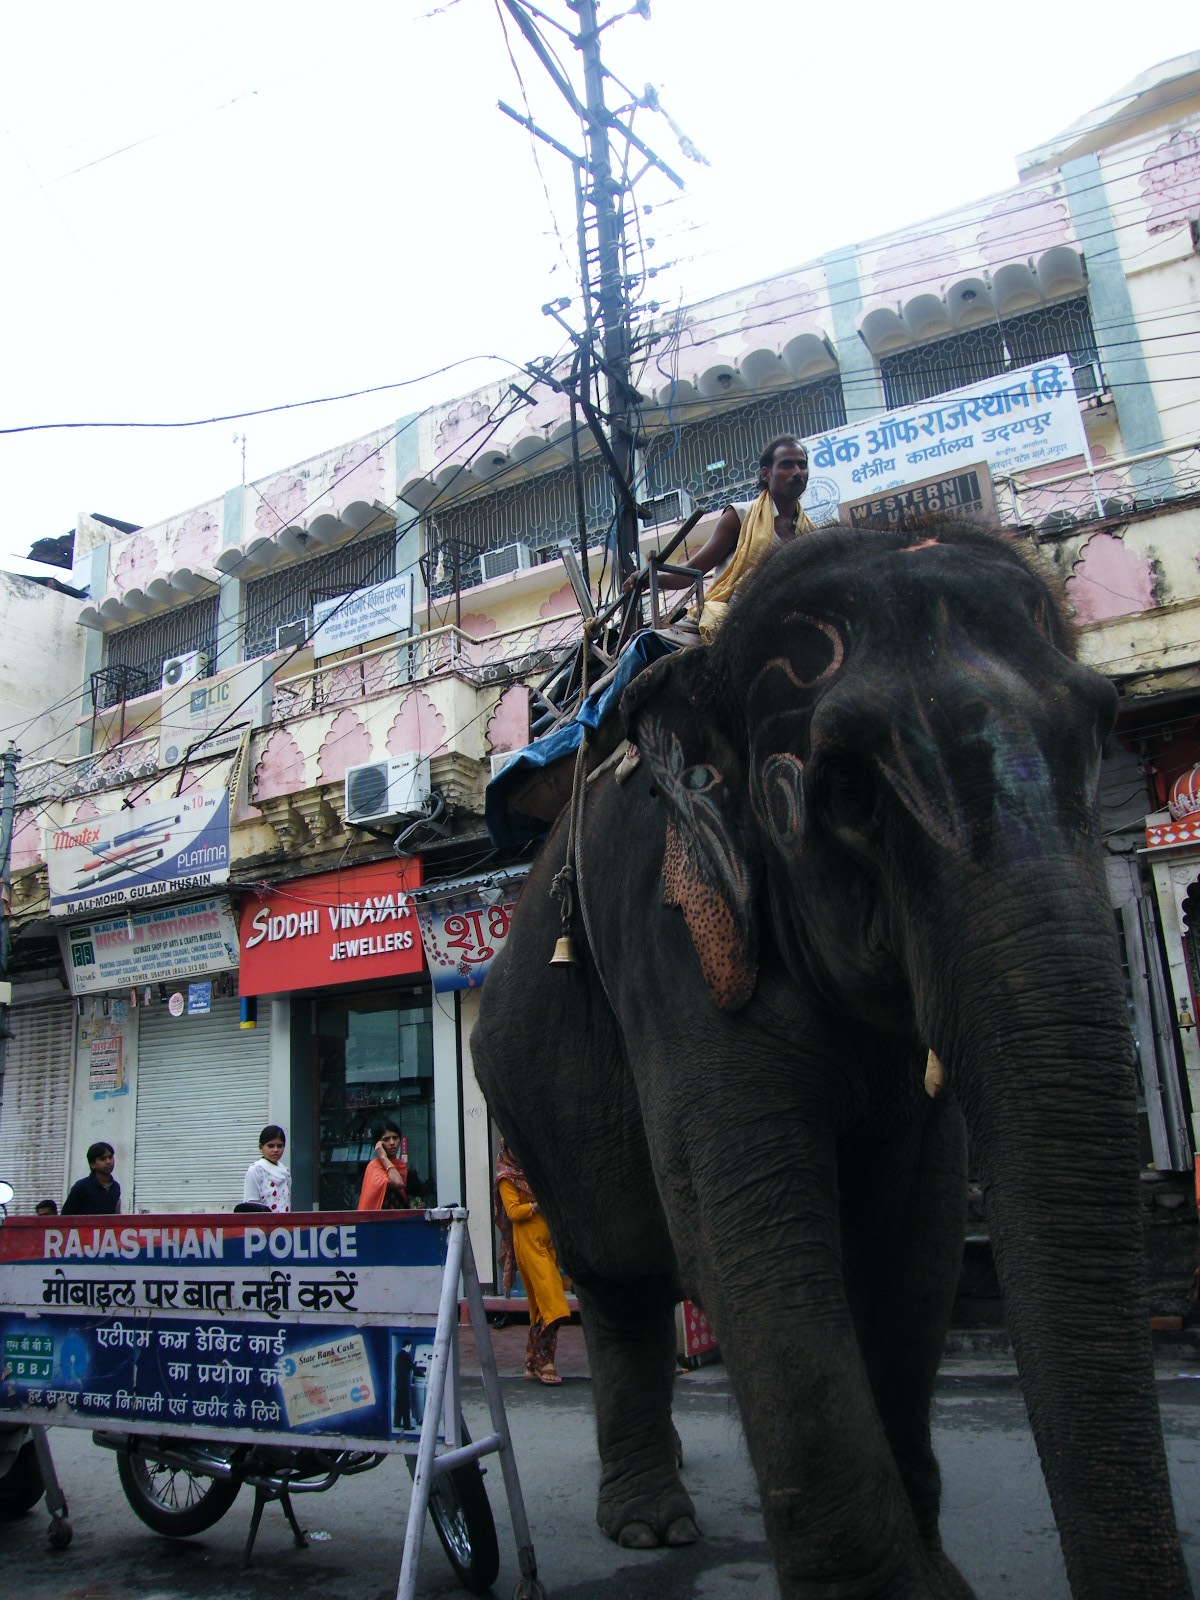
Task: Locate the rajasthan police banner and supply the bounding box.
[799,356,1087,524]
[45,790,231,918]
[0,1212,449,1451]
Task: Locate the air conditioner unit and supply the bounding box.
[275,619,308,651]
[640,488,693,527]
[344,753,431,826]
[479,543,533,582]
[161,651,210,691]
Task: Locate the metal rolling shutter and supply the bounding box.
[0,998,73,1213]
[134,994,271,1214]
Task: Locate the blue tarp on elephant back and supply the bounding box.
[485,630,680,848]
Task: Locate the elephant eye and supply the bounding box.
[684,765,717,793]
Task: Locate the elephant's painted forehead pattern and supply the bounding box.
[747,613,846,715]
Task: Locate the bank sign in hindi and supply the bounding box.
[46,791,230,918]
[0,1212,450,1451]
[63,897,240,995]
[799,357,1087,524]
[312,575,413,659]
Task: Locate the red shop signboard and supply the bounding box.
[238,857,425,996]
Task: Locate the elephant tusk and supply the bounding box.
[924,1049,946,1098]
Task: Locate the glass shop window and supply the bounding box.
[315,991,435,1211]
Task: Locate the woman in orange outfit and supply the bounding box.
[493,1139,570,1384]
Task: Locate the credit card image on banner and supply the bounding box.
[278,1333,376,1428]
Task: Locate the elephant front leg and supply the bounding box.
[679,1122,974,1599]
[574,1274,699,1549]
[841,1094,975,1599]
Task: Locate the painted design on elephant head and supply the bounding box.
[662,819,756,1010]
[758,752,805,856]
[626,654,759,1012]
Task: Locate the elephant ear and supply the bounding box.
[622,650,760,1011]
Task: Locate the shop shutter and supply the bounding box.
[133,994,270,1214]
[0,997,73,1213]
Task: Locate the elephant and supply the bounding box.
[471,521,1193,1599]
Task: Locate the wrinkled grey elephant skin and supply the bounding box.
[472,523,1192,1600]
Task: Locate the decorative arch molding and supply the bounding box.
[539,583,579,621]
[387,690,446,757]
[317,709,372,785]
[486,685,531,755]
[459,611,499,638]
[253,727,305,802]
[1065,531,1156,623]
[9,810,42,873]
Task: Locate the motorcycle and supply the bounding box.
[93,1415,499,1590]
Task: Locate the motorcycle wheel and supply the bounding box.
[0,1441,45,1516]
[116,1449,241,1536]
[406,1423,499,1596]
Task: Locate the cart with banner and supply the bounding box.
[0,1203,544,1600]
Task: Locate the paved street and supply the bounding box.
[4,1324,1200,1599]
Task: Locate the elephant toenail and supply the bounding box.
[665,1515,700,1546]
[617,1521,659,1549]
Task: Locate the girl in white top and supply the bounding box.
[243,1124,291,1212]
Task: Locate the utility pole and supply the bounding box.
[575,0,637,582]
[0,742,20,1067]
[499,1,683,587]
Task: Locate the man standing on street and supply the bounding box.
[62,1141,121,1215]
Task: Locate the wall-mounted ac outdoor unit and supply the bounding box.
[275,619,308,651]
[640,488,693,527]
[161,651,210,691]
[479,542,533,582]
[344,753,430,826]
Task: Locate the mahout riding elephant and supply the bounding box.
[472,522,1192,1599]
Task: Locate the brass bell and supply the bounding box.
[550,933,578,966]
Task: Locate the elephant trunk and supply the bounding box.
[937,871,1192,1599]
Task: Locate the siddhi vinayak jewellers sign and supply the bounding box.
[237,858,425,995]
[797,356,1088,524]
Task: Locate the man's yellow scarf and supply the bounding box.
[698,491,814,640]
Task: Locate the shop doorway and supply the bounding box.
[314,988,435,1210]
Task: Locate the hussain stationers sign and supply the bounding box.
[238,859,425,996]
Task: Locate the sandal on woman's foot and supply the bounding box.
[538,1364,562,1385]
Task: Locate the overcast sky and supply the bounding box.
[1,1,1196,563]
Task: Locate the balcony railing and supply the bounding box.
[997,441,1200,535]
[17,735,160,807]
[268,613,585,722]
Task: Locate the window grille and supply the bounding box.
[242,528,398,659]
[640,377,848,508]
[424,377,847,600]
[101,596,220,707]
[427,459,613,599]
[880,297,1102,410]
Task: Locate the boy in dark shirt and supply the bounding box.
[62,1142,121,1215]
